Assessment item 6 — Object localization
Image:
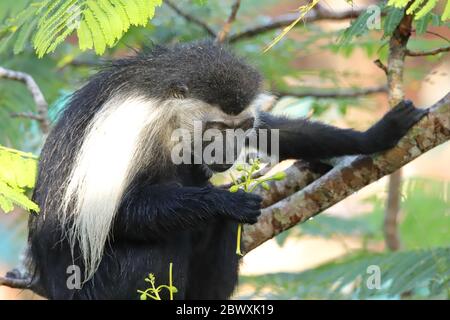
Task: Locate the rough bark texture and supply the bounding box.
[242,92,450,253]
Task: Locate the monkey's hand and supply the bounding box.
[364,100,428,153]
[222,190,262,224]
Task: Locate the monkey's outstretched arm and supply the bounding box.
[257,100,427,161]
[114,184,261,240]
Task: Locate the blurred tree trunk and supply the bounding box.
[384,10,413,252]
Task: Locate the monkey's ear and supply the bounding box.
[168,81,189,99]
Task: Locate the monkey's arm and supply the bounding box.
[114,184,261,240]
[257,100,427,161]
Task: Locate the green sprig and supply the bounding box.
[137,262,178,300]
[229,159,286,256]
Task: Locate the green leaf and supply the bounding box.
[1,0,162,57]
[87,0,114,46]
[229,185,239,193]
[383,6,404,38]
[338,9,373,46]
[443,0,450,21]
[83,8,106,55]
[13,16,39,54]
[0,146,39,213]
[77,19,93,50]
[415,12,432,35]
[414,0,438,20]
[406,0,426,15]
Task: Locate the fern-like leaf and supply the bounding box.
[0,0,163,57]
[0,146,39,213]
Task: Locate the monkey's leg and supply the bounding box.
[257,100,427,161]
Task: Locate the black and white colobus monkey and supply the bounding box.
[28,40,426,299]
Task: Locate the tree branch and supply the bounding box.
[10,112,47,122]
[216,0,241,43]
[229,4,367,43]
[242,92,450,253]
[275,85,388,99]
[406,46,450,57]
[164,0,216,37]
[0,275,32,290]
[0,66,50,134]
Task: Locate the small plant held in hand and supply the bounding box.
[229,159,286,256]
[137,262,177,300]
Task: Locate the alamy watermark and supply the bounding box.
[66,264,81,290]
[170,121,280,167]
[366,265,381,290]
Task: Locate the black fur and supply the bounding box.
[28,40,427,300]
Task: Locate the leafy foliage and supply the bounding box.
[137,263,177,300]
[0,146,39,213]
[240,247,450,299]
[339,0,449,47]
[388,0,448,20]
[229,159,286,255]
[0,0,163,57]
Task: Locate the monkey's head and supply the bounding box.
[143,40,262,114]
[137,41,263,172]
[104,41,263,173]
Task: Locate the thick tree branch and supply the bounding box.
[229,4,367,43]
[276,85,388,99]
[406,46,450,57]
[164,0,216,37]
[242,92,450,253]
[0,66,50,134]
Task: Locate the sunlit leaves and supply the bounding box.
[388,0,448,21]
[0,146,39,213]
[0,0,163,57]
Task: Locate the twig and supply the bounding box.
[229,4,367,43]
[0,66,50,134]
[406,46,450,57]
[385,11,414,252]
[164,0,216,37]
[216,0,241,43]
[275,85,388,99]
[10,112,46,122]
[374,59,388,75]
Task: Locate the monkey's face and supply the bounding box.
[172,98,257,172]
[199,105,256,173]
